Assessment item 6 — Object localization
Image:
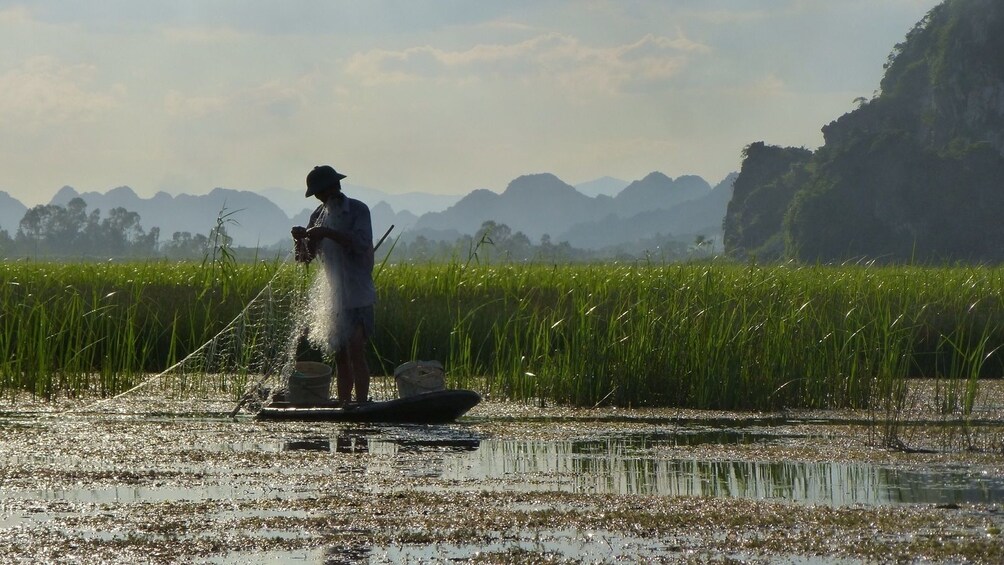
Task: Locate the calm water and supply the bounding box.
[3,406,1003,563]
[8,423,999,508]
[281,427,1004,507]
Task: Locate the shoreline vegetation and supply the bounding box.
[1,259,1000,419]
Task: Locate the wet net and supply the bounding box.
[72,251,366,417]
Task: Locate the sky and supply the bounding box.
[1,0,942,207]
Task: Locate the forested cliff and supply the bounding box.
[724,0,1004,263]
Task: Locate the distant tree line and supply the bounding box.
[385,220,714,264]
[0,198,715,263]
[1,197,159,259]
[0,197,253,261]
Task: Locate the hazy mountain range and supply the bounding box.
[1,171,734,251]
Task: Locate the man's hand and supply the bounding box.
[306,226,330,240]
[293,227,314,263]
[307,226,350,248]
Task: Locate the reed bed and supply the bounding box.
[0,259,290,399]
[2,259,1002,412]
[378,262,1003,411]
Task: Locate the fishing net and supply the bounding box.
[59,260,297,416]
[71,250,379,418]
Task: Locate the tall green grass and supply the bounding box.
[375,262,1004,411]
[0,259,290,399]
[2,259,1002,412]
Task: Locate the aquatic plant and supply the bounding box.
[0,259,290,399]
[376,261,1004,413]
[1,259,1001,414]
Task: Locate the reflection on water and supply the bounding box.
[279,431,480,454]
[282,437,333,452]
[269,427,1003,507]
[434,437,1004,506]
[6,423,1002,508]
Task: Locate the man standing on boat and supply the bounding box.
[291,165,376,404]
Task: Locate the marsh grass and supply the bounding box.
[2,259,1002,415]
[375,261,1004,414]
[0,259,289,400]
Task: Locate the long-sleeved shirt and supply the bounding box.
[307,195,376,309]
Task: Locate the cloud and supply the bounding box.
[0,56,120,130]
[0,0,945,203]
[164,90,227,118]
[687,9,767,25]
[344,31,710,94]
[246,80,309,119]
[744,74,788,99]
[161,25,249,45]
[0,5,32,25]
[164,76,312,125]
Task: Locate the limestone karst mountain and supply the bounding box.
[725,0,1004,263]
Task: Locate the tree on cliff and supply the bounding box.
[724,0,1004,263]
[723,142,811,261]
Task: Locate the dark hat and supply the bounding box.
[305,165,347,197]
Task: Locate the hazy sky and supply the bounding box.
[1,0,941,206]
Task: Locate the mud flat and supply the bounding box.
[1,385,1003,564]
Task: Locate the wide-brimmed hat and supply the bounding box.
[305,165,347,197]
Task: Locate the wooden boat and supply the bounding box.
[255,389,481,423]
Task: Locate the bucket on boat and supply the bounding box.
[394,360,446,398]
[393,361,445,399]
[288,361,333,404]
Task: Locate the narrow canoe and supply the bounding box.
[255,389,481,423]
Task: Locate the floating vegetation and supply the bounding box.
[1,401,1002,563]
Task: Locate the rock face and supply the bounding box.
[0,191,27,234]
[723,144,811,259]
[724,0,1004,263]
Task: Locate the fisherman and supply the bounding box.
[291,165,376,405]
